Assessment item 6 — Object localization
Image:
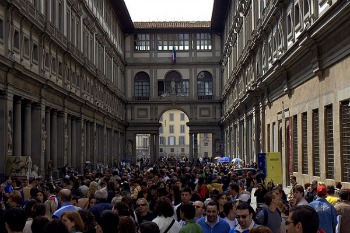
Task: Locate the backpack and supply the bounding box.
[260,208,281,226]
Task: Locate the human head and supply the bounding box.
[113,201,131,216]
[316,185,327,198]
[136,198,150,215]
[339,189,350,201]
[180,187,192,204]
[154,196,174,217]
[287,205,319,233]
[326,185,335,195]
[290,176,297,185]
[236,203,254,230]
[264,191,277,206]
[217,192,227,206]
[43,218,69,233]
[237,193,251,205]
[139,221,160,233]
[229,183,239,196]
[96,210,119,233]
[94,189,108,202]
[31,216,50,233]
[180,203,196,220]
[223,201,236,217]
[205,201,219,224]
[118,216,135,233]
[59,189,72,202]
[250,225,273,233]
[61,211,84,232]
[193,200,204,218]
[4,207,27,232]
[77,209,96,233]
[293,184,305,201]
[7,190,23,207]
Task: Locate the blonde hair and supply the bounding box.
[61,211,85,232]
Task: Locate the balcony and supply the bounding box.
[198,95,213,100]
[134,96,150,101]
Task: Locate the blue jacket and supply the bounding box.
[196,216,231,233]
[309,198,337,233]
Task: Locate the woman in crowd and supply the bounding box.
[152,196,181,233]
[217,192,228,218]
[61,211,85,233]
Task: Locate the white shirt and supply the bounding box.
[152,215,181,233]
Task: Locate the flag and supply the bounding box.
[172,46,176,64]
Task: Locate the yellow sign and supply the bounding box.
[265,152,282,185]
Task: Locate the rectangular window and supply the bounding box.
[168,136,176,145]
[32,43,38,62]
[302,112,308,174]
[293,115,298,172]
[169,125,174,134]
[179,136,185,145]
[51,57,56,74]
[180,113,185,121]
[58,61,63,76]
[0,18,3,40]
[341,100,350,182]
[182,148,185,153]
[159,126,163,134]
[180,125,185,133]
[272,122,276,152]
[14,29,20,50]
[169,113,174,121]
[170,148,174,152]
[135,34,150,51]
[312,109,320,176]
[157,33,189,51]
[159,137,165,145]
[23,36,30,57]
[196,33,212,50]
[325,105,334,179]
[44,52,50,68]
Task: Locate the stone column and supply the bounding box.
[149,134,155,163]
[24,101,32,157]
[193,133,198,162]
[103,124,107,164]
[93,121,97,167]
[14,98,22,156]
[6,92,14,156]
[155,133,159,162]
[51,110,58,178]
[86,122,91,162]
[189,133,193,161]
[31,104,41,167]
[45,108,51,173]
[259,101,265,152]
[40,104,46,176]
[67,115,72,167]
[57,112,64,169]
[71,117,77,168]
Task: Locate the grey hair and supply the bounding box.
[94,188,108,200]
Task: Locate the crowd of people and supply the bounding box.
[0,159,349,233]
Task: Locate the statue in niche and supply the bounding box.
[47,160,53,180]
[7,110,13,152]
[171,78,176,94]
[31,165,39,178]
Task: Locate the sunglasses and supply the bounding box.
[137,204,147,207]
[235,215,248,219]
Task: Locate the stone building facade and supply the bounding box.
[0,0,131,179]
[219,0,350,186]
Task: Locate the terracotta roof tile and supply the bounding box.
[134,21,211,29]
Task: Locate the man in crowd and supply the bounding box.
[53,189,79,218]
[256,191,281,233]
[309,185,337,233]
[335,189,350,233]
[88,189,113,219]
[193,200,205,221]
[289,184,308,210]
[179,203,203,233]
[197,201,230,233]
[135,198,154,223]
[286,205,319,233]
[174,187,192,221]
[229,202,258,233]
[3,208,27,233]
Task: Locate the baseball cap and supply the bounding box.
[237,193,251,202]
[317,185,327,195]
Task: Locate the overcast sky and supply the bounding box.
[124,0,214,22]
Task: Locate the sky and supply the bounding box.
[124,0,215,22]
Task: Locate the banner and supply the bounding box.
[266,152,282,185]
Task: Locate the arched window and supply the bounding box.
[134,72,150,100]
[197,71,213,99]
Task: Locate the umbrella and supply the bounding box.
[219,157,230,163]
[232,157,242,163]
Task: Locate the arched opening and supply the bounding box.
[159,109,190,160]
[134,71,150,100]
